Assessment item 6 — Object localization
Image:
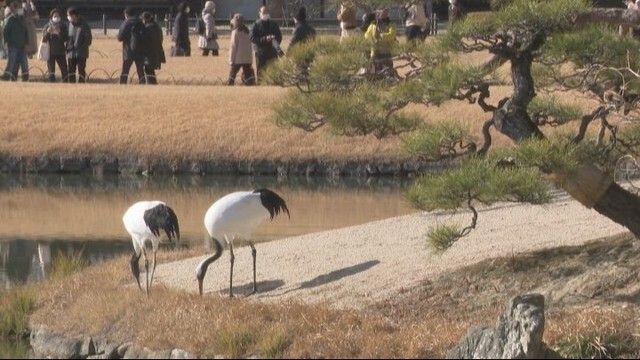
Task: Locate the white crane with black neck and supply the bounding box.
[123,200,180,295]
[196,188,290,297]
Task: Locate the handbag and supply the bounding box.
[37,39,49,61]
[170,46,185,57]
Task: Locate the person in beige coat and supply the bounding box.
[337,2,357,42]
[227,13,254,85]
[404,0,428,44]
[21,0,37,57]
[198,1,219,56]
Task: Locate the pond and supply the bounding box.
[0,173,417,288]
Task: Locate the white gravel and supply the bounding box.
[155,190,630,310]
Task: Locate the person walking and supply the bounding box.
[250,5,282,83]
[21,0,36,58]
[66,6,91,83]
[448,0,465,25]
[337,2,357,42]
[2,1,28,81]
[141,11,164,84]
[404,0,428,45]
[117,6,145,84]
[198,0,218,56]
[42,8,68,82]
[227,13,254,86]
[171,1,190,56]
[288,7,315,52]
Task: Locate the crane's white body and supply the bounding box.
[204,191,271,243]
[123,200,180,295]
[123,200,166,255]
[197,189,289,297]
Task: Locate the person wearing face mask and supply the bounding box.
[42,8,68,82]
[2,1,29,81]
[171,1,190,56]
[66,7,92,83]
[250,5,282,83]
[21,0,37,58]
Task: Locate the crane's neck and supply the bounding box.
[196,237,223,296]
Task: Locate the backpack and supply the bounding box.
[195,16,205,36]
[130,20,146,56]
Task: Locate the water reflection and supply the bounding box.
[0,174,416,287]
[0,239,136,289]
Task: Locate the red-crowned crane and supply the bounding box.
[123,201,180,295]
[196,188,290,297]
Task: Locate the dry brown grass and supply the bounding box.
[30,233,640,358]
[0,33,409,162]
[31,250,443,358]
[0,33,612,165]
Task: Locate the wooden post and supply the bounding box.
[102,13,107,35]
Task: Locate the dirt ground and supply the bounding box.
[154,185,636,310]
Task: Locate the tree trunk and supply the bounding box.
[593,182,640,236]
[492,38,640,238]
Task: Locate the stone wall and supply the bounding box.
[0,154,455,178]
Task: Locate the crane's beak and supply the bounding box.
[198,278,204,296]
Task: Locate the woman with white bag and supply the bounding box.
[41,8,68,82]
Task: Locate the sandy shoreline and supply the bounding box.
[155,189,630,310]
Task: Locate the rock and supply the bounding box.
[30,326,83,359]
[446,293,551,359]
[122,343,171,359]
[170,348,199,359]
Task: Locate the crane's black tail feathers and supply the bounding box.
[143,204,181,242]
[254,188,290,220]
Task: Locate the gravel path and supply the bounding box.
[155,191,629,310]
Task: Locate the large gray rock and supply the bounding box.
[30,326,84,359]
[447,293,553,359]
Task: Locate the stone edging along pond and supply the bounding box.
[0,154,454,177]
[30,326,200,359]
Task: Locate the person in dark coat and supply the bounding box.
[172,1,190,56]
[117,6,145,84]
[250,5,282,83]
[2,1,28,81]
[141,11,165,85]
[287,6,315,52]
[66,6,91,83]
[42,8,68,82]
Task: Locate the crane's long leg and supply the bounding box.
[249,241,257,295]
[149,249,157,291]
[142,248,150,297]
[229,241,235,298]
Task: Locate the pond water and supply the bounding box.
[0,173,417,288]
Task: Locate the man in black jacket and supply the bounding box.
[250,6,282,83]
[117,6,145,84]
[288,6,315,52]
[66,7,92,83]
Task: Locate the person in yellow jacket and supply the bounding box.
[364,9,396,76]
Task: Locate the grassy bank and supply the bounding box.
[24,234,640,358]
